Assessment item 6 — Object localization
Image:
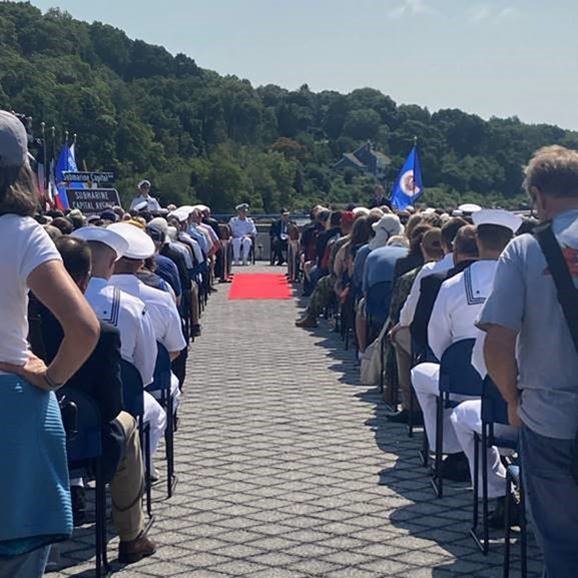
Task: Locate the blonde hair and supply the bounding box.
[524,145,578,198]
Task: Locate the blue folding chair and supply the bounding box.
[470,377,519,554]
[146,343,176,498]
[433,338,484,497]
[120,360,153,519]
[365,281,393,343]
[60,386,108,577]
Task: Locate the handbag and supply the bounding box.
[534,222,578,484]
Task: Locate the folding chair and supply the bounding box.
[365,281,393,347]
[341,290,357,351]
[61,387,109,577]
[470,377,518,554]
[146,343,176,498]
[120,360,153,520]
[409,338,435,467]
[503,464,528,578]
[433,338,483,497]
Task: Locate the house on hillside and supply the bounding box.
[332,141,391,179]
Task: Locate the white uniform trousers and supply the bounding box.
[143,391,166,461]
[411,362,467,454]
[232,237,252,263]
[450,400,518,498]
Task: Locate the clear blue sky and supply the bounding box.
[31,0,578,130]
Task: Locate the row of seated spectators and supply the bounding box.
[0,111,239,578]
[292,145,578,578]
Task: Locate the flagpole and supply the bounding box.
[412,135,418,198]
[51,126,56,161]
[41,122,47,175]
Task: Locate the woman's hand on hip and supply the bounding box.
[0,352,53,391]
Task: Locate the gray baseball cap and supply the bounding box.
[0,111,28,168]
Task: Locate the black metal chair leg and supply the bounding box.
[471,432,480,534]
[166,394,175,498]
[94,460,103,578]
[408,388,415,438]
[379,336,385,394]
[519,472,528,578]
[481,426,489,554]
[432,395,444,497]
[144,425,152,518]
[503,471,511,578]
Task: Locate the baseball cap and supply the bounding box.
[0,110,28,168]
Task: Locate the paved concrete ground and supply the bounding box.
[52,265,541,577]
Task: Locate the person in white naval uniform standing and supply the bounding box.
[108,222,187,469]
[69,226,163,466]
[411,209,521,479]
[228,203,257,265]
[129,179,161,212]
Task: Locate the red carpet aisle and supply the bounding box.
[228,272,292,300]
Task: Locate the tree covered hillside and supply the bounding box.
[1,2,576,211]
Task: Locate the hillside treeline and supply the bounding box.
[1,2,576,211]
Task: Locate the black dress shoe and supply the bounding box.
[488,495,521,529]
[439,452,470,482]
[71,485,86,527]
[386,409,424,425]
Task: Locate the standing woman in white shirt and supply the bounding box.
[0,111,99,578]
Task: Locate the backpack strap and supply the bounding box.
[534,222,578,355]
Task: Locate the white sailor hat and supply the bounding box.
[458,203,482,213]
[133,200,148,212]
[168,208,190,223]
[70,225,129,261]
[352,206,370,216]
[472,209,523,233]
[138,179,151,188]
[236,203,249,211]
[108,222,156,259]
[421,207,436,215]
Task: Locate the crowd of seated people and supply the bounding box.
[293,145,578,577]
[0,109,255,577]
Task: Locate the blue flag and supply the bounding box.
[390,145,424,210]
[54,144,84,209]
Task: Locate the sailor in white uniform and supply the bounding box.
[108,222,187,463]
[448,212,522,507]
[129,179,161,212]
[411,210,522,461]
[70,226,166,469]
[228,203,257,265]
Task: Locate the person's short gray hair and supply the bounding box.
[524,145,578,198]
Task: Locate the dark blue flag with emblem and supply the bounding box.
[390,145,423,210]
